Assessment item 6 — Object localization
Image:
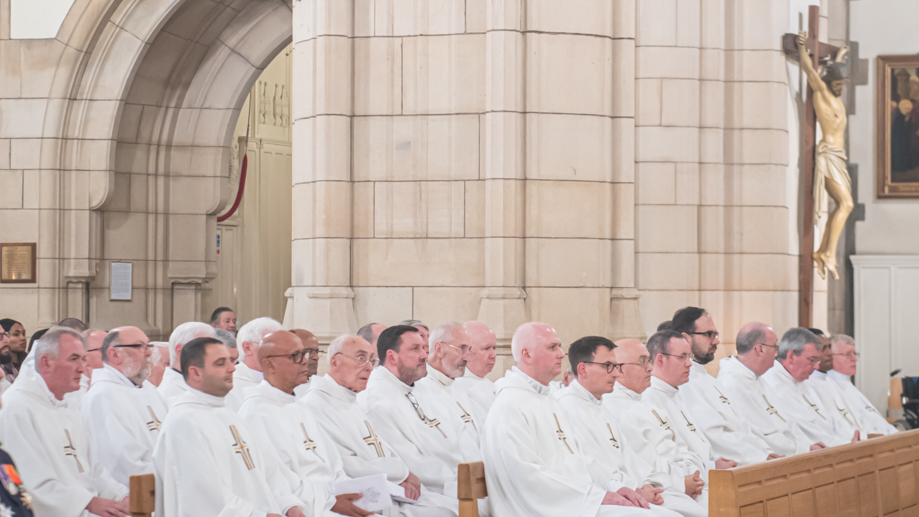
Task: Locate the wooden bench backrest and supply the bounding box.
[458,461,488,517]
[129,473,155,517]
[710,429,919,517]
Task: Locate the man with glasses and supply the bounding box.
[605,337,709,509]
[358,326,463,505]
[718,323,826,456]
[762,328,859,447]
[669,309,779,466]
[415,323,483,457]
[239,331,372,517]
[303,334,458,517]
[805,330,871,439]
[828,335,898,435]
[291,329,321,398]
[555,336,704,517]
[81,326,168,487]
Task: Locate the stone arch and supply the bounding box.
[46,0,292,334]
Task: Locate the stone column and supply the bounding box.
[291,0,357,340]
[476,0,528,350]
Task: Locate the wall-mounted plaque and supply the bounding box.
[0,243,36,283]
[110,262,132,301]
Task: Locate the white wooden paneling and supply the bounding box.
[852,255,919,412]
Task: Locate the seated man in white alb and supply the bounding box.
[805,329,869,438]
[762,328,858,447]
[452,321,497,427]
[153,337,305,517]
[157,321,215,405]
[81,326,168,487]
[829,334,898,435]
[667,308,779,466]
[482,322,661,517]
[148,342,170,387]
[303,335,458,517]
[604,339,709,508]
[718,323,825,456]
[291,328,321,398]
[239,331,371,517]
[214,328,239,364]
[555,336,705,517]
[226,317,283,411]
[415,323,482,456]
[0,326,130,517]
[64,329,107,409]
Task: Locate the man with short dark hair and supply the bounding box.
[81,326,168,486]
[290,329,320,398]
[358,326,461,502]
[762,328,858,446]
[153,337,305,517]
[0,326,130,517]
[210,307,237,333]
[555,337,705,517]
[668,308,778,466]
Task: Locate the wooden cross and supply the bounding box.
[553,414,574,454]
[782,6,841,327]
[362,420,385,458]
[802,394,826,420]
[63,429,84,473]
[145,406,162,432]
[714,386,731,405]
[763,395,787,422]
[230,425,255,470]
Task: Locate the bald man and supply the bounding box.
[483,323,664,517]
[291,329,321,399]
[81,326,169,486]
[239,331,370,517]
[356,323,386,349]
[452,321,497,427]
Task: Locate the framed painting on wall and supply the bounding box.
[877,54,919,198]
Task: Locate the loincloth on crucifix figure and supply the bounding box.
[798,31,853,281]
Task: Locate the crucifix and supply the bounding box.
[783,6,850,327]
[553,414,574,454]
[63,429,85,473]
[362,420,385,458]
[300,423,325,462]
[230,425,256,470]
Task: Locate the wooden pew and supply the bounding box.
[710,429,919,517]
[129,473,155,517]
[458,461,487,517]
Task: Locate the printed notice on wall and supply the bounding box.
[111,262,132,301]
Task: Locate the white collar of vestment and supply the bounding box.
[463,368,485,380]
[568,379,601,405]
[254,379,296,404]
[313,373,359,402]
[720,356,757,380]
[510,366,552,395]
[15,367,70,407]
[828,370,851,384]
[810,370,828,381]
[373,365,414,394]
[93,363,142,388]
[613,381,642,401]
[772,360,799,385]
[650,375,679,397]
[425,363,454,387]
[690,361,709,376]
[235,362,264,383]
[183,386,227,408]
[81,374,91,389]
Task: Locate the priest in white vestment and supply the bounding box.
[291,329,320,399]
[555,336,706,517]
[153,336,306,517]
[414,323,482,457]
[603,339,709,508]
[803,330,870,438]
[717,323,825,456]
[829,335,898,435]
[148,342,170,387]
[81,326,168,487]
[226,317,282,412]
[358,326,464,496]
[0,327,130,517]
[64,329,107,409]
[762,328,858,447]
[157,321,214,405]
[667,308,778,465]
[240,330,377,517]
[303,335,458,517]
[483,323,668,517]
[452,321,497,427]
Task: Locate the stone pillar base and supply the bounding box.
[609,288,646,341]
[171,283,202,330]
[292,287,357,343]
[477,287,527,379]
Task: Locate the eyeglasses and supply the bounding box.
[405,392,429,422]
[86,347,102,353]
[265,350,309,364]
[446,343,470,354]
[0,332,8,339]
[832,352,860,359]
[113,343,154,350]
[334,352,379,368]
[620,358,650,368]
[303,348,324,358]
[582,361,623,374]
[688,331,719,340]
[660,353,693,362]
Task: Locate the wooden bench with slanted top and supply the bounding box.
[129,473,155,517]
[458,461,488,517]
[709,429,919,517]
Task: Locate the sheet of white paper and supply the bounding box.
[335,473,394,512]
[110,262,132,300]
[387,481,416,505]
